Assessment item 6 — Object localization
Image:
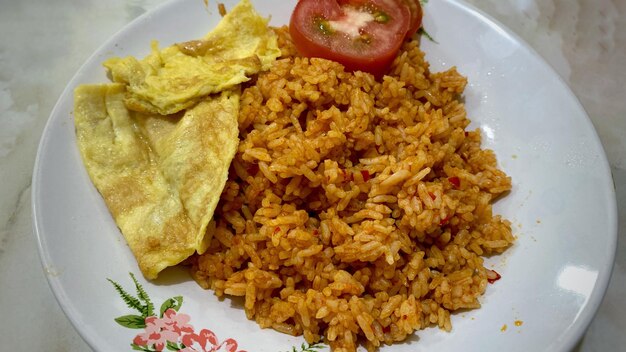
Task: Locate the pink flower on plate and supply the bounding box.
[109,274,257,352]
[219,338,247,352]
[162,308,194,335]
[181,329,247,352]
[181,329,218,352]
[133,316,179,351]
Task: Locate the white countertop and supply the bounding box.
[1,0,624,350]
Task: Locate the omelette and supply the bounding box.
[104,0,281,115]
[73,0,280,279]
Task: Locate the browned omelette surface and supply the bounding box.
[74,84,240,279]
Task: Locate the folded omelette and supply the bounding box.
[104,0,280,115]
[73,0,280,279]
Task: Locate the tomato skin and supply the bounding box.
[289,0,411,77]
[400,0,423,37]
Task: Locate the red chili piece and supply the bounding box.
[340,169,353,182]
[439,214,451,226]
[448,176,461,189]
[487,269,502,284]
[361,170,371,182]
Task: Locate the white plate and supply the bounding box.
[33,0,617,351]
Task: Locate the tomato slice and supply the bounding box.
[400,0,423,37]
[289,0,411,77]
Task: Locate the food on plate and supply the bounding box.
[74,84,240,279]
[75,0,514,349]
[189,25,514,351]
[104,0,281,115]
[73,0,279,279]
[289,0,422,77]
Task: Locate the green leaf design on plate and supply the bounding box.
[108,273,156,319]
[166,340,181,351]
[108,277,145,315]
[286,341,326,352]
[115,314,147,329]
[132,343,158,351]
[160,296,184,317]
[130,272,155,317]
[131,343,153,351]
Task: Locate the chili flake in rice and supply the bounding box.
[190,27,514,352]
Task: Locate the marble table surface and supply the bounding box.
[0,0,624,350]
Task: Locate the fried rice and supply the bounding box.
[190,27,514,352]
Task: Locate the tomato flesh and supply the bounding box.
[289,0,411,77]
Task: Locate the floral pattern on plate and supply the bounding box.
[108,273,326,352]
[109,273,246,352]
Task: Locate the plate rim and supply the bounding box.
[31,0,618,351]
